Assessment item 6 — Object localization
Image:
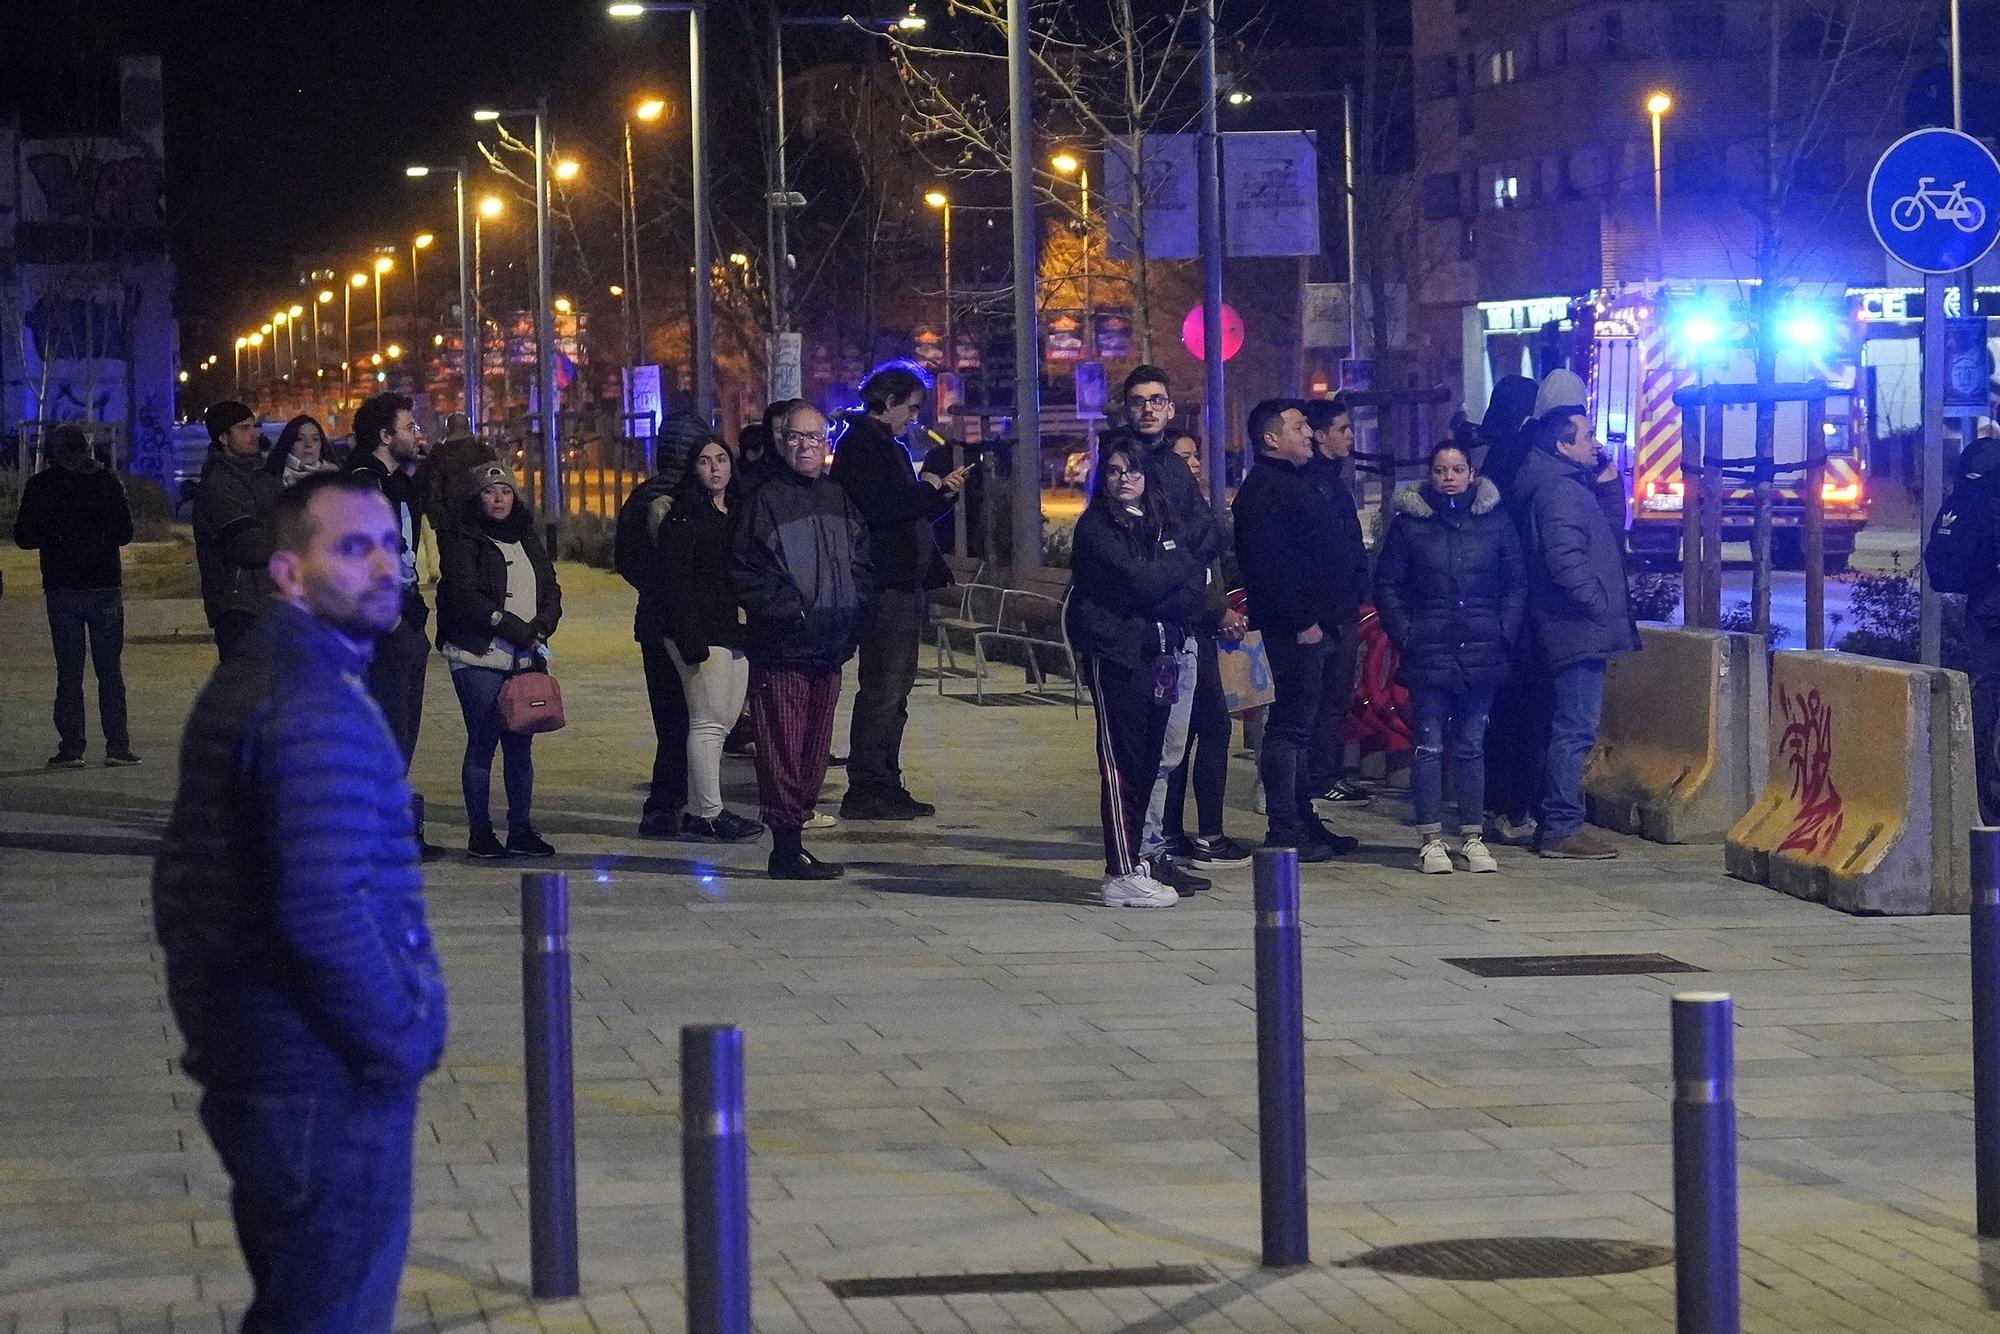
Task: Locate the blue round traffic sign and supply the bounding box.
[1868,128,2000,273]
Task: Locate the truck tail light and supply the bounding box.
[1821,481,1862,505]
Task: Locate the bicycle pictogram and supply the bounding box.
[1890,176,1989,233]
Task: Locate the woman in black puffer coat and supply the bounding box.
[1374,443,1526,875]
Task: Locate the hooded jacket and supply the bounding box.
[829,411,956,591]
[1064,503,1207,668]
[1304,452,1370,626]
[1473,374,1540,494]
[435,497,562,658]
[1373,478,1527,692]
[1509,447,1640,670]
[1231,453,1345,639]
[729,463,873,668]
[12,453,133,590]
[192,444,282,625]
[1102,424,1221,568]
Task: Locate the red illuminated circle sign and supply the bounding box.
[1180,303,1244,362]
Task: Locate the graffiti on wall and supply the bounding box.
[20,139,166,228]
[1776,685,1846,856]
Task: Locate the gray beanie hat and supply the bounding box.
[1533,368,1587,418]
[469,460,519,495]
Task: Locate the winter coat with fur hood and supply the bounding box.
[1373,477,1527,692]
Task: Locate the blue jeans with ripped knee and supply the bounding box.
[1410,683,1496,837]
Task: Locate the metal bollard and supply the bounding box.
[1671,992,1738,1334]
[682,1025,751,1333]
[521,872,580,1298]
[1252,848,1309,1268]
[1974,829,2000,1237]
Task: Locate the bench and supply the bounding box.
[933,566,1078,710]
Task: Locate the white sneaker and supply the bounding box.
[804,810,838,830]
[1418,838,1453,874]
[1460,834,1499,873]
[1103,869,1179,908]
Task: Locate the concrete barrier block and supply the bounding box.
[1725,650,1974,915]
[1585,626,1767,844]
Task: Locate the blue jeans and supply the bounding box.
[450,666,535,833]
[199,1085,418,1332]
[45,587,129,756]
[1411,684,1495,836]
[1542,660,1607,840]
[1259,632,1327,829]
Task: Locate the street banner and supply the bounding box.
[1944,318,1991,412]
[1092,308,1134,360]
[1103,133,1198,260]
[1223,131,1320,257]
[913,325,945,372]
[1043,310,1084,363]
[1075,360,1107,418]
[771,331,803,399]
[625,364,663,435]
[1309,283,1411,352]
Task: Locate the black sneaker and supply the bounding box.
[104,750,143,767]
[637,810,692,839]
[1303,818,1359,856]
[506,827,556,858]
[46,752,85,769]
[1161,833,1196,859]
[891,789,937,818]
[1264,827,1334,863]
[1148,856,1211,895]
[1315,779,1374,806]
[419,839,448,864]
[467,828,508,859]
[768,847,844,880]
[1187,835,1254,868]
[685,810,766,843]
[839,789,920,821]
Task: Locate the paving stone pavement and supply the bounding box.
[3,564,1998,1331]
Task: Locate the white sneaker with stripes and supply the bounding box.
[1102,869,1179,908]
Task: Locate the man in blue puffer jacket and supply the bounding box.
[154,472,448,1331]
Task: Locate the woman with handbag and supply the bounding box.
[1063,441,1206,909]
[658,437,764,843]
[438,462,563,859]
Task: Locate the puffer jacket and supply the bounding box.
[435,500,562,658]
[1064,503,1206,668]
[191,445,281,625]
[1509,447,1641,670]
[729,464,873,668]
[1373,478,1526,692]
[151,601,448,1095]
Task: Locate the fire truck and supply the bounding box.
[1587,284,1869,572]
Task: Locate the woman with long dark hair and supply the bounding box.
[437,462,563,859]
[658,438,763,842]
[1064,441,1206,908]
[1374,442,1525,874]
[263,414,339,488]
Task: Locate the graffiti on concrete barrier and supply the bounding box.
[1777,685,1845,855]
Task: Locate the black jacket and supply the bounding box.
[343,449,429,626]
[1065,504,1207,668]
[1231,454,1345,639]
[729,464,873,668]
[1102,425,1220,568]
[1373,479,1527,692]
[151,602,448,1095]
[830,413,956,591]
[660,495,745,661]
[1305,452,1370,626]
[617,472,680,644]
[12,457,133,590]
[435,503,562,658]
[192,445,281,624]
[1509,447,1641,670]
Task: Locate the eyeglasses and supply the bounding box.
[1101,466,1141,481]
[782,430,829,448]
[1125,394,1171,410]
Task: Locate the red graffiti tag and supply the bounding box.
[1776,685,1845,856]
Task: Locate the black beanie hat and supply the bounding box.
[204,400,255,442]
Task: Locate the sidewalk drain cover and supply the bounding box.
[826,1264,1211,1300]
[1443,952,1704,978]
[1341,1237,1672,1281]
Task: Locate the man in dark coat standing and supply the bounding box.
[1510,406,1641,859]
[153,472,448,1330]
[192,400,281,661]
[1301,395,1372,807]
[830,366,965,820]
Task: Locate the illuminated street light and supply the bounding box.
[405,165,432,178]
[288,303,304,318]
[386,342,404,359]
[414,232,435,250]
[728,251,749,266]
[1647,91,1674,278]
[635,97,666,121]
[260,322,272,335]
[1647,91,1674,116]
[479,195,504,219]
[924,189,948,208]
[374,256,394,275]
[895,4,926,30]
[554,158,581,182]
[318,289,334,304]
[1225,89,1252,106]
[1051,151,1079,175]
[609,284,625,297]
[351,272,369,288]
[472,109,502,122]
[554,297,572,314]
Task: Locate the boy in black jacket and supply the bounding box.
[1232,400,1360,861]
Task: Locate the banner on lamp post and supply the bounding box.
[771,332,803,401]
[1305,282,1411,352]
[1103,133,1199,260]
[1222,131,1320,258]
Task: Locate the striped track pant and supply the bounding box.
[1084,655,1174,877]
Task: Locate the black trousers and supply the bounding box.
[1163,636,1230,841]
[847,586,924,798]
[213,610,258,663]
[1085,655,1173,876]
[641,641,691,820]
[1308,618,1360,790]
[1484,666,1552,825]
[1261,632,1328,831]
[366,615,430,772]
[1970,603,2000,823]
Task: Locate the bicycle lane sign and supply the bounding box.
[1868,127,2000,273]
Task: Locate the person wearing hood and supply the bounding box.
[263,414,341,490]
[420,411,497,538]
[437,462,563,859]
[1374,443,1525,874]
[191,400,282,661]
[829,365,966,821]
[1508,403,1641,860]
[1471,374,1539,491]
[13,424,139,767]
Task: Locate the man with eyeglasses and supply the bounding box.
[730,400,874,880]
[1101,365,1220,895]
[344,391,444,859]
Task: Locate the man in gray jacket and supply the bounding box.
[1509,406,1640,860]
[192,400,280,660]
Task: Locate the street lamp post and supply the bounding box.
[346,272,367,410]
[1647,92,1672,280]
[373,255,394,354]
[314,290,332,385]
[608,2,715,422]
[925,190,951,375]
[1196,0,1227,520]
[476,195,504,421]
[1005,0,1043,567]
[623,98,665,377]
[234,336,246,394]
[1052,151,1092,354]
[412,232,434,319]
[407,164,484,430]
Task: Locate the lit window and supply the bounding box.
[1491,175,1520,209]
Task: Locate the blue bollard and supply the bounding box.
[1671,992,1738,1334]
[1973,828,2000,1237]
[521,872,579,1298]
[682,1025,751,1333]
[1252,848,1309,1268]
